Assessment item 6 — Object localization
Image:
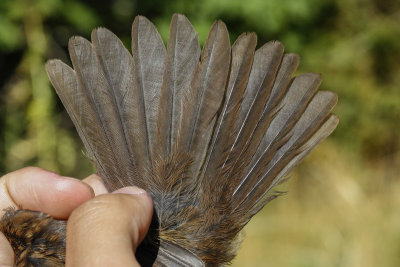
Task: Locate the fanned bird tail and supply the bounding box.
[46,13,338,266]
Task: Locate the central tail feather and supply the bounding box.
[156,14,200,160]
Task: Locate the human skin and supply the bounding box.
[0,167,153,266]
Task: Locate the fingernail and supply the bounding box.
[112,186,147,195]
[52,176,82,190]
[56,176,94,195]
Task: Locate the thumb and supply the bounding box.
[66,186,153,267]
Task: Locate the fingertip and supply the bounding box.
[113,186,153,242]
[112,186,147,196]
[49,176,95,218]
[82,174,109,195]
[4,167,94,219]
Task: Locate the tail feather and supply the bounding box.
[176,20,231,180]
[231,73,322,207]
[243,73,322,183]
[68,36,139,189]
[156,14,200,160]
[45,14,338,266]
[91,27,154,189]
[245,53,300,175]
[46,60,119,188]
[237,91,338,215]
[200,32,257,198]
[222,42,284,183]
[131,16,166,166]
[237,41,284,127]
[250,114,339,216]
[220,53,300,203]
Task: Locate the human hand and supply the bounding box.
[66,186,153,266]
[0,167,95,265]
[0,167,153,266]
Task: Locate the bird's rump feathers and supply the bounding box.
[46,14,338,266]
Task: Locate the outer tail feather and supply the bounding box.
[235,91,338,214]
[68,36,140,190]
[250,114,339,216]
[244,73,323,182]
[231,74,323,207]
[46,60,113,183]
[219,53,300,203]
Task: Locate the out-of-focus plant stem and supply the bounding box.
[24,2,58,171]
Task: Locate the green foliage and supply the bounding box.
[62,1,100,33]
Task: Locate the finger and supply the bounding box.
[0,167,94,219]
[82,174,108,195]
[66,187,153,267]
[0,232,13,266]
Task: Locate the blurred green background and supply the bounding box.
[0,0,399,266]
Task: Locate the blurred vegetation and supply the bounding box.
[0,0,399,266]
